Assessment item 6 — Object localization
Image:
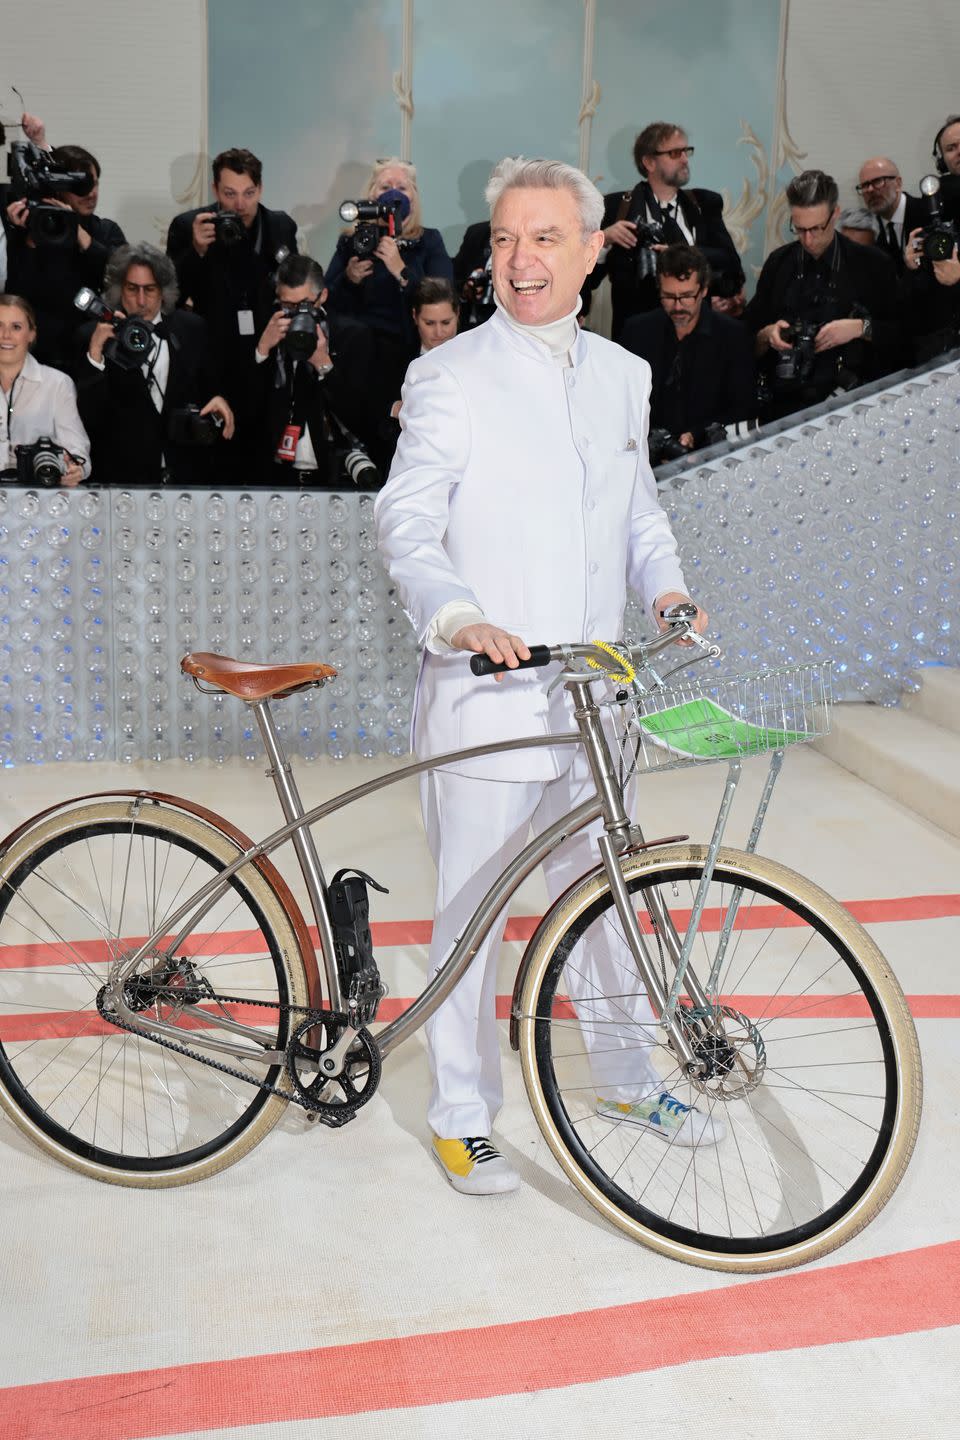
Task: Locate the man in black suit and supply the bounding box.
[620,244,755,459]
[166,148,297,474]
[249,253,384,486]
[590,122,740,339]
[452,220,495,328]
[75,242,233,485]
[855,158,925,274]
[745,169,899,421]
[5,142,126,372]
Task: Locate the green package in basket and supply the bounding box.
[637,697,804,758]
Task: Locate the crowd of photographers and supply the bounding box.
[1,108,958,487]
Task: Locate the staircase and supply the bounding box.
[814,669,960,840]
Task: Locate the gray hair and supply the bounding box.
[786,169,839,212]
[838,207,879,236]
[485,156,604,238]
[104,242,179,314]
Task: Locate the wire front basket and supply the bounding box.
[617,661,833,775]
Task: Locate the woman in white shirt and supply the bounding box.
[0,294,90,484]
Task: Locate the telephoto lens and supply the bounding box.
[343,447,380,488]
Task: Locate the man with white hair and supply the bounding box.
[376,157,720,1196]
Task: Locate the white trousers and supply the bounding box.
[420,757,658,1138]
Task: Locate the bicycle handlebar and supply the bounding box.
[468,616,705,677]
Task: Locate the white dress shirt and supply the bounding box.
[0,352,91,477]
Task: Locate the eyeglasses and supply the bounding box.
[789,218,834,237]
[856,175,898,193]
[122,281,160,296]
[660,287,702,305]
[654,146,695,160]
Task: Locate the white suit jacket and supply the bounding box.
[4,353,91,478]
[374,311,687,780]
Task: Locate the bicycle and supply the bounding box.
[0,614,922,1273]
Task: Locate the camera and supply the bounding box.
[339,190,411,259]
[918,174,960,263]
[632,218,667,282]
[647,428,689,467]
[74,288,156,371]
[7,140,93,250]
[15,436,67,486]
[341,446,380,489]
[213,210,246,248]
[280,300,325,361]
[775,320,821,384]
[167,405,224,447]
[466,266,493,307]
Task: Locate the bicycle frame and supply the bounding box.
[102,668,767,1080]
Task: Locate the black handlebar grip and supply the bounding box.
[470,645,553,676]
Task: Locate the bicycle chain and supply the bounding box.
[95,985,377,1125]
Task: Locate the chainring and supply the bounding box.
[286,1010,382,1126]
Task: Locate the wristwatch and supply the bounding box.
[398,265,411,286]
[860,314,873,341]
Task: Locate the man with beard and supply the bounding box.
[592,122,739,340]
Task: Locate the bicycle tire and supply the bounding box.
[517,844,921,1272]
[0,799,310,1187]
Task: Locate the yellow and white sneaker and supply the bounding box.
[597,1092,726,1147]
[432,1136,521,1195]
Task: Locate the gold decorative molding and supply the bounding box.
[578,0,600,174]
[763,0,807,254]
[392,0,415,160]
[721,121,769,256]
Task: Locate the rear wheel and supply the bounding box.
[0,800,309,1186]
[518,845,921,1272]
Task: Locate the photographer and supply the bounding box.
[249,253,382,486]
[324,159,453,411]
[745,169,898,421]
[0,294,89,485]
[74,243,233,485]
[901,165,960,364]
[592,122,740,340]
[452,220,495,328]
[5,142,126,372]
[855,158,924,273]
[165,147,297,474]
[620,244,755,461]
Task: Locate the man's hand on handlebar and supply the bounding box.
[656,592,708,646]
[450,622,531,682]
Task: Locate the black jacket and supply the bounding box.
[165,203,298,392]
[5,212,126,372]
[873,193,927,273]
[619,304,756,442]
[247,313,385,480]
[745,232,900,394]
[596,184,740,338]
[74,309,225,484]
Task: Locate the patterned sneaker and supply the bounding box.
[431,1136,521,1195]
[596,1092,726,1147]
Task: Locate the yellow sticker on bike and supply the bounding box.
[635,697,804,758]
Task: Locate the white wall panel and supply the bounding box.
[1,0,207,245]
[785,0,958,207]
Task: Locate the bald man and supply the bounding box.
[855,157,924,272]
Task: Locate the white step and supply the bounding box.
[814,702,960,840]
[902,667,960,737]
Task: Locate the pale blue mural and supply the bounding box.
[208,0,784,282]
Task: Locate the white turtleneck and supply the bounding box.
[493,293,581,367]
[426,296,583,650]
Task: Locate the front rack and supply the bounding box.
[616,661,833,777]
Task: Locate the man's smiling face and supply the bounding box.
[490,185,602,326]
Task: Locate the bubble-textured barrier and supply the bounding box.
[0,360,956,765]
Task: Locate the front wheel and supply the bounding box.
[517,844,922,1272]
[0,799,310,1186]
